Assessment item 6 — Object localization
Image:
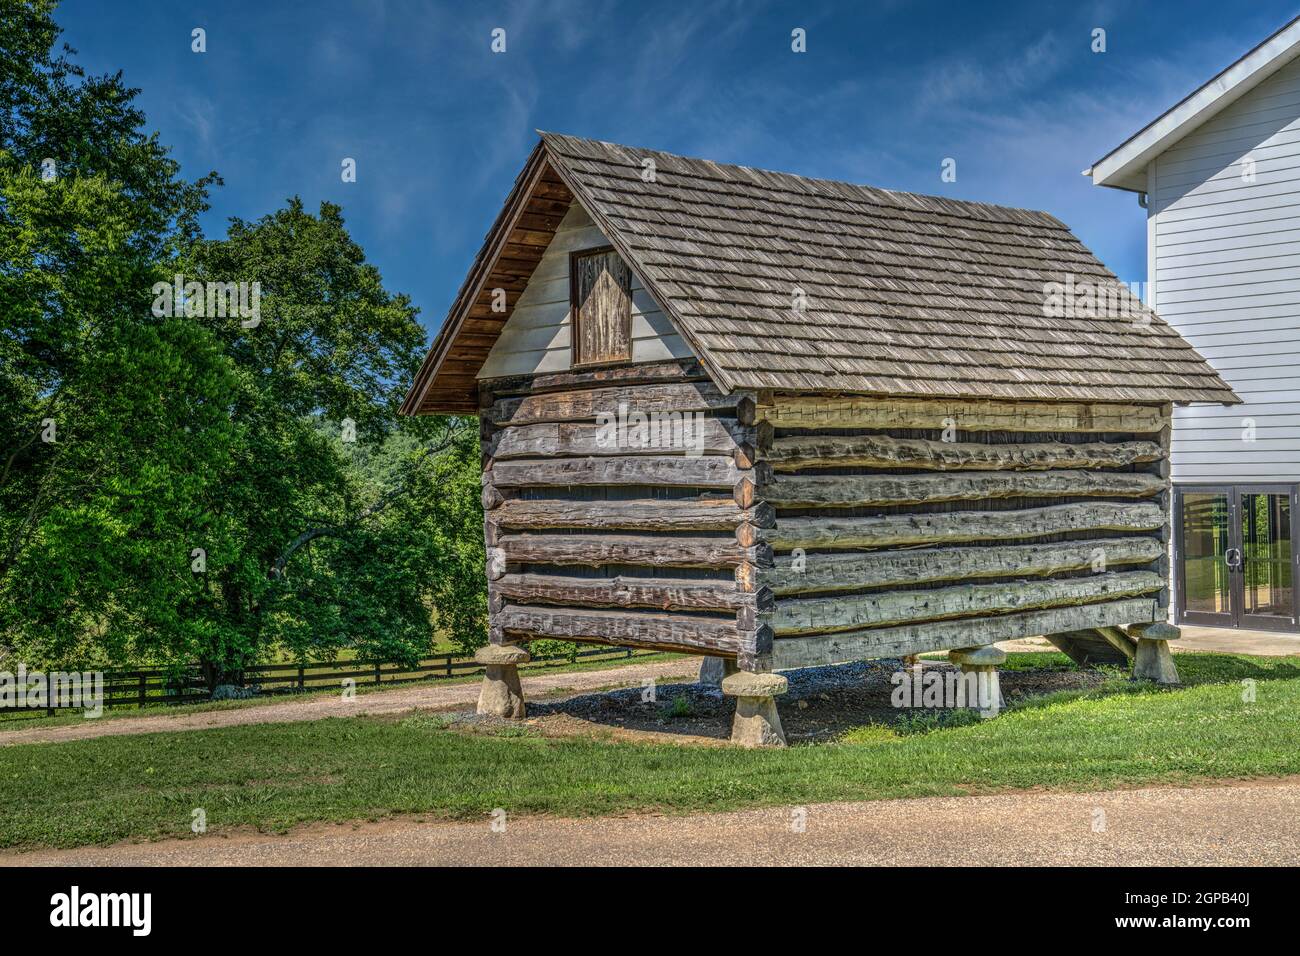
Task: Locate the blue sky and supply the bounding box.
[60,0,1300,339]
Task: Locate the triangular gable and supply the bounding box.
[400,143,573,414]
[400,138,725,415]
[474,202,697,380]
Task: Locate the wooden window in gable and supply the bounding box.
[570,246,632,366]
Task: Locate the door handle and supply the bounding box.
[1225,547,1243,571]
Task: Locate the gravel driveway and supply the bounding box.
[7,779,1298,866]
[0,658,701,747]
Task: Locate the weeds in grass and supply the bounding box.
[891,708,982,735]
[837,723,901,745]
[1009,674,1164,714]
[660,696,693,720]
[399,714,452,731]
[489,725,537,739]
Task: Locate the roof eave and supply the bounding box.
[399,141,551,416]
[402,135,742,414]
[1090,15,1300,192]
[1088,166,1149,194]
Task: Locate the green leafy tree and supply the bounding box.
[169,198,484,681]
[271,417,487,662]
[1,1,488,682]
[0,0,231,666]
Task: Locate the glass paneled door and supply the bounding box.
[1238,486,1295,629]
[1175,484,1298,631]
[1177,487,1233,626]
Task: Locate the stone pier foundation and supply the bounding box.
[721,671,788,747]
[949,645,1007,719]
[1128,622,1180,685]
[475,643,530,718]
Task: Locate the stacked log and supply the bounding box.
[479,360,773,667]
[477,360,1169,672]
[751,393,1169,670]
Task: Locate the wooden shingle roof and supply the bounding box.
[402,133,1238,414]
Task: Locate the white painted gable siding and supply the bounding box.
[1151,53,1300,481]
[476,202,694,379]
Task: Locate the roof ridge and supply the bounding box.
[539,130,1067,229]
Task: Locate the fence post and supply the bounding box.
[298,665,305,691]
[446,655,452,679]
[139,672,147,707]
[375,661,382,686]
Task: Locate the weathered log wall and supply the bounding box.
[754,392,1170,670]
[476,361,1170,672]
[479,359,772,667]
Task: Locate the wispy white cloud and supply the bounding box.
[174,95,217,153]
[915,31,1064,112]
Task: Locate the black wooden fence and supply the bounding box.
[0,645,653,718]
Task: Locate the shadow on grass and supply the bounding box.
[515,651,1299,747]
[998,651,1077,671]
[999,649,1300,689]
[530,656,1112,745]
[1174,651,1300,685]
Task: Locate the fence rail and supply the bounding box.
[0,645,654,717]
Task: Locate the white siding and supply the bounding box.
[476,202,694,379]
[1151,53,1300,482]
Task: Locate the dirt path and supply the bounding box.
[0,659,700,747]
[7,778,1298,866]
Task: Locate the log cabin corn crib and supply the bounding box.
[473,360,1182,746]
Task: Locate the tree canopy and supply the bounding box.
[0,0,486,681]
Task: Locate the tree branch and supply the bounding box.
[268,419,467,580]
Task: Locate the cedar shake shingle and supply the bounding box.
[402,133,1238,414]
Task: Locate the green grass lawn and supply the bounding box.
[0,652,1296,851]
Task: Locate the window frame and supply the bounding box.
[568,245,633,368]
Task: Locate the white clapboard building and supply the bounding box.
[1089,16,1300,633]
